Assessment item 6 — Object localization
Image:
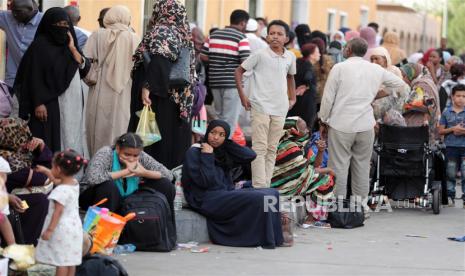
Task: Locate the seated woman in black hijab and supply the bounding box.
[182,120,284,249]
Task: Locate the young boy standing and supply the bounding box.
[439,84,465,208]
[235,20,296,188]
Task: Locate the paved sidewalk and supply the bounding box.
[116,203,465,275]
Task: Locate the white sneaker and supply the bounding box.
[448,197,455,207]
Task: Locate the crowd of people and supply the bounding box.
[1,0,465,274]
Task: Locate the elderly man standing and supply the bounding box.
[319,38,405,205]
[0,0,42,114]
[64,5,90,50]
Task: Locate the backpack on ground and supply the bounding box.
[118,187,176,252]
[76,254,128,276]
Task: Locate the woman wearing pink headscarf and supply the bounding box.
[344,30,359,42]
[360,27,377,60]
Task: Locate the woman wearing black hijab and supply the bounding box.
[15,7,90,156]
[182,120,284,248]
[294,24,311,49]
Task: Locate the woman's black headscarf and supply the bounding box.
[310,30,328,49]
[294,24,311,49]
[204,120,234,170]
[15,7,80,118]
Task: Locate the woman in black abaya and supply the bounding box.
[128,0,194,169]
[182,120,284,248]
[15,7,90,155]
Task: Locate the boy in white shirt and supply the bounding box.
[235,20,296,188]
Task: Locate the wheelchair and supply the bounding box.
[370,124,445,214]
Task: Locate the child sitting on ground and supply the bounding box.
[35,150,86,276]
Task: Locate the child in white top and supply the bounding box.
[0,157,15,245]
[35,150,86,276]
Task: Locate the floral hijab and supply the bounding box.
[133,0,191,65]
[132,0,195,121]
[0,118,33,173]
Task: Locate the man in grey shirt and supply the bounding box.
[319,38,406,205]
[0,0,42,90]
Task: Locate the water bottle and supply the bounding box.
[174,182,183,211]
[113,244,136,255]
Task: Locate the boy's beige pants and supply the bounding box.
[250,108,285,188]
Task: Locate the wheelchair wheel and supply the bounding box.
[432,188,440,215]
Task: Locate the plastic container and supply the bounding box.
[113,244,136,255]
[174,183,183,211]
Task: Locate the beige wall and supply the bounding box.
[202,0,376,31]
[377,7,441,55]
[262,0,292,24]
[74,0,144,36]
[204,0,248,30]
[308,0,377,32]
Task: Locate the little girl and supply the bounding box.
[35,150,86,276]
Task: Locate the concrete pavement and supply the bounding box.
[116,202,465,275]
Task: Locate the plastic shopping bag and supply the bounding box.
[136,105,161,147]
[84,199,135,255]
[192,105,207,135]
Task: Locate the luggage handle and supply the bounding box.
[92,198,108,207]
[123,212,136,222]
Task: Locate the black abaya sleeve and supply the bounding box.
[224,141,257,166]
[144,54,173,98]
[79,57,91,80]
[182,147,224,189]
[128,55,173,132]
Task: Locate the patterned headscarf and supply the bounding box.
[0,118,33,173]
[132,0,194,121]
[400,63,423,82]
[133,0,192,66]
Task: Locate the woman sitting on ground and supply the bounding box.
[80,133,174,217]
[271,117,335,227]
[0,118,51,245]
[182,120,284,249]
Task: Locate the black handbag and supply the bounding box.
[169,47,191,89]
[327,199,365,229]
[142,47,191,89]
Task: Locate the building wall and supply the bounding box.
[262,0,292,24]
[201,0,376,33]
[204,0,248,30]
[308,0,377,33]
[75,0,144,35]
[377,5,441,55]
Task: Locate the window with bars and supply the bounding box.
[327,11,336,34]
[143,0,156,34]
[185,0,198,25]
[360,7,369,27]
[340,13,347,28]
[249,0,257,18]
